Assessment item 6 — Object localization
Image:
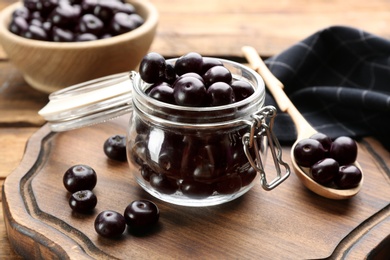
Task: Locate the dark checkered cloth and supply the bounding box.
[264,26,390,150]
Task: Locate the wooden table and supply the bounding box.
[1,0,390,259]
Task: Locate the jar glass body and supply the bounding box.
[127,58,266,206]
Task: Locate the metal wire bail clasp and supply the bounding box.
[242,106,290,190]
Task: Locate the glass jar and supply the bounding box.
[39,58,290,207]
[127,58,290,206]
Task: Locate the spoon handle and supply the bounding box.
[242,46,317,140]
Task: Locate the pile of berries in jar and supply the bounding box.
[127,52,263,204]
[8,0,144,42]
[139,52,255,106]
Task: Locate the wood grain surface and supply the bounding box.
[148,0,390,57]
[3,116,390,259]
[1,0,390,60]
[1,0,390,258]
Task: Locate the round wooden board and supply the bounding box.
[2,115,390,259]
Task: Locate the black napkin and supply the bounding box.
[264,26,390,150]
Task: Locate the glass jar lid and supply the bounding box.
[38,72,133,132]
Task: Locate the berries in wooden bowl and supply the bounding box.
[0,0,158,93]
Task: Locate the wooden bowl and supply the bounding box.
[0,0,158,93]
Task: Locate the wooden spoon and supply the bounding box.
[242,46,363,200]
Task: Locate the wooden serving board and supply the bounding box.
[2,115,390,259]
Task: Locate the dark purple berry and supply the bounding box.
[157,135,185,172]
[94,210,126,238]
[180,180,214,199]
[149,173,178,194]
[52,26,74,42]
[69,190,97,213]
[139,52,167,84]
[36,0,59,17]
[109,12,138,35]
[127,13,144,27]
[130,139,148,166]
[147,82,175,104]
[310,133,332,154]
[103,134,127,161]
[174,72,204,84]
[23,0,40,12]
[230,80,254,102]
[239,167,257,187]
[174,52,203,75]
[201,57,223,74]
[310,158,339,185]
[22,24,48,40]
[203,65,232,86]
[63,164,97,193]
[330,136,358,165]
[173,76,207,106]
[123,200,159,229]
[334,164,362,189]
[100,33,112,39]
[42,21,52,33]
[215,175,242,194]
[81,0,98,14]
[30,10,44,21]
[78,14,103,35]
[12,6,30,20]
[293,139,325,167]
[207,82,235,106]
[140,165,154,181]
[49,2,81,29]
[75,33,97,41]
[9,16,29,36]
[93,0,121,22]
[30,18,43,27]
[116,3,136,15]
[164,63,177,84]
